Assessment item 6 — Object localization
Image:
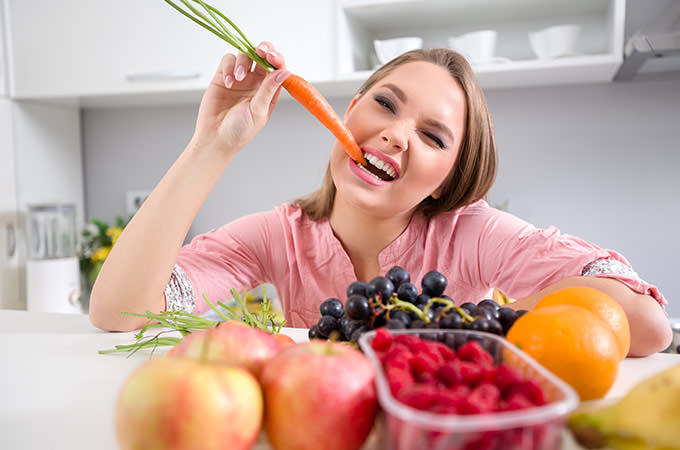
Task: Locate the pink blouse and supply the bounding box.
[167,200,666,328]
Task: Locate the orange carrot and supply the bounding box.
[282,74,366,166]
[165,0,367,166]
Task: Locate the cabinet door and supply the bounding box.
[6,0,334,100]
[0,99,20,309]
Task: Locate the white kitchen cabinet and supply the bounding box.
[0,99,20,310]
[4,0,335,107]
[336,0,625,90]
[3,0,628,106]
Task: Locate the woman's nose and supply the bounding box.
[380,126,408,152]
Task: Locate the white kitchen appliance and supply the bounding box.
[25,203,81,314]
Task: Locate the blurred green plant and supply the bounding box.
[79,215,131,288]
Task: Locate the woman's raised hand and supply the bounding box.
[192,41,290,157]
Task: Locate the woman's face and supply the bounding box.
[330,61,467,219]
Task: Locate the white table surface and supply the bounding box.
[0,309,678,450]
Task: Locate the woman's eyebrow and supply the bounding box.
[382,83,407,103]
[424,119,455,144]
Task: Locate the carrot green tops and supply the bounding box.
[167,200,665,328]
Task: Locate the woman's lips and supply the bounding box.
[361,147,401,179]
[349,157,393,186]
[349,147,401,186]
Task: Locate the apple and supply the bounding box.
[116,356,262,450]
[260,341,378,450]
[168,321,281,377]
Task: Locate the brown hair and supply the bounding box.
[296,48,497,220]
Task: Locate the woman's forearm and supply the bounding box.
[510,276,672,357]
[89,139,233,331]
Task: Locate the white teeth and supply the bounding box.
[363,152,397,179]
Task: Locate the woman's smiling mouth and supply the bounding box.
[356,149,400,182]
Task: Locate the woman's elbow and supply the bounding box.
[627,297,673,357]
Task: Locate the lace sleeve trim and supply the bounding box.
[581,258,639,279]
[164,264,195,313]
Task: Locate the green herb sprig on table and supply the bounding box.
[99,287,285,356]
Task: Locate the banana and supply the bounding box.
[568,364,680,449]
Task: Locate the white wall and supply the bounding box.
[82,77,680,317]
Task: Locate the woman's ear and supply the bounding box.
[344,94,361,121]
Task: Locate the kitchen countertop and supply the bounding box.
[0,309,678,450]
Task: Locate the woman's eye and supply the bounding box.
[423,131,445,149]
[374,95,394,112]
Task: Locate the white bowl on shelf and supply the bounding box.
[528,24,581,59]
[448,30,498,62]
[373,37,423,65]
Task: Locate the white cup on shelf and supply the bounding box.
[373,37,423,65]
[448,30,498,63]
[528,24,581,59]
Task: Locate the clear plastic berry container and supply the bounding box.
[358,329,579,450]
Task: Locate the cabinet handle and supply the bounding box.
[125,71,201,82]
[6,223,15,258]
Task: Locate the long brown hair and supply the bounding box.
[296,48,497,220]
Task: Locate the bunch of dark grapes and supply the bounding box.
[308,266,527,344]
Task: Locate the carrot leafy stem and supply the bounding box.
[164,0,273,71]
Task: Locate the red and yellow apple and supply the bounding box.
[168,321,281,377]
[116,357,262,450]
[260,341,378,450]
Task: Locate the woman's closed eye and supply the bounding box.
[421,131,446,149]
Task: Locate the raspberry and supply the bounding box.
[410,353,438,376]
[459,360,484,385]
[381,345,413,369]
[397,383,439,410]
[423,348,445,367]
[460,382,500,414]
[386,366,414,396]
[436,360,463,386]
[498,391,534,411]
[509,379,547,406]
[385,354,412,371]
[457,340,494,365]
[371,327,394,352]
[414,370,436,384]
[395,333,420,348]
[431,341,456,361]
[493,363,523,392]
[432,387,467,414]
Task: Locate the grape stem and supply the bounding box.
[423,297,475,323]
[388,296,431,322]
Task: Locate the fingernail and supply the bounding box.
[276,70,291,83]
[267,50,279,60]
[257,43,269,53]
[224,74,234,88]
[235,65,246,81]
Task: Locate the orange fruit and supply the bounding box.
[534,286,630,359]
[506,305,620,401]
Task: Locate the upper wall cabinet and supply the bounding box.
[4,0,334,106]
[335,0,625,90]
[4,0,626,107]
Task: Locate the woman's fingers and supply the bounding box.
[214,53,237,89]
[233,51,253,82]
[255,41,287,70]
[250,69,290,122]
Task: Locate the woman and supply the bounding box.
[89,43,671,356]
